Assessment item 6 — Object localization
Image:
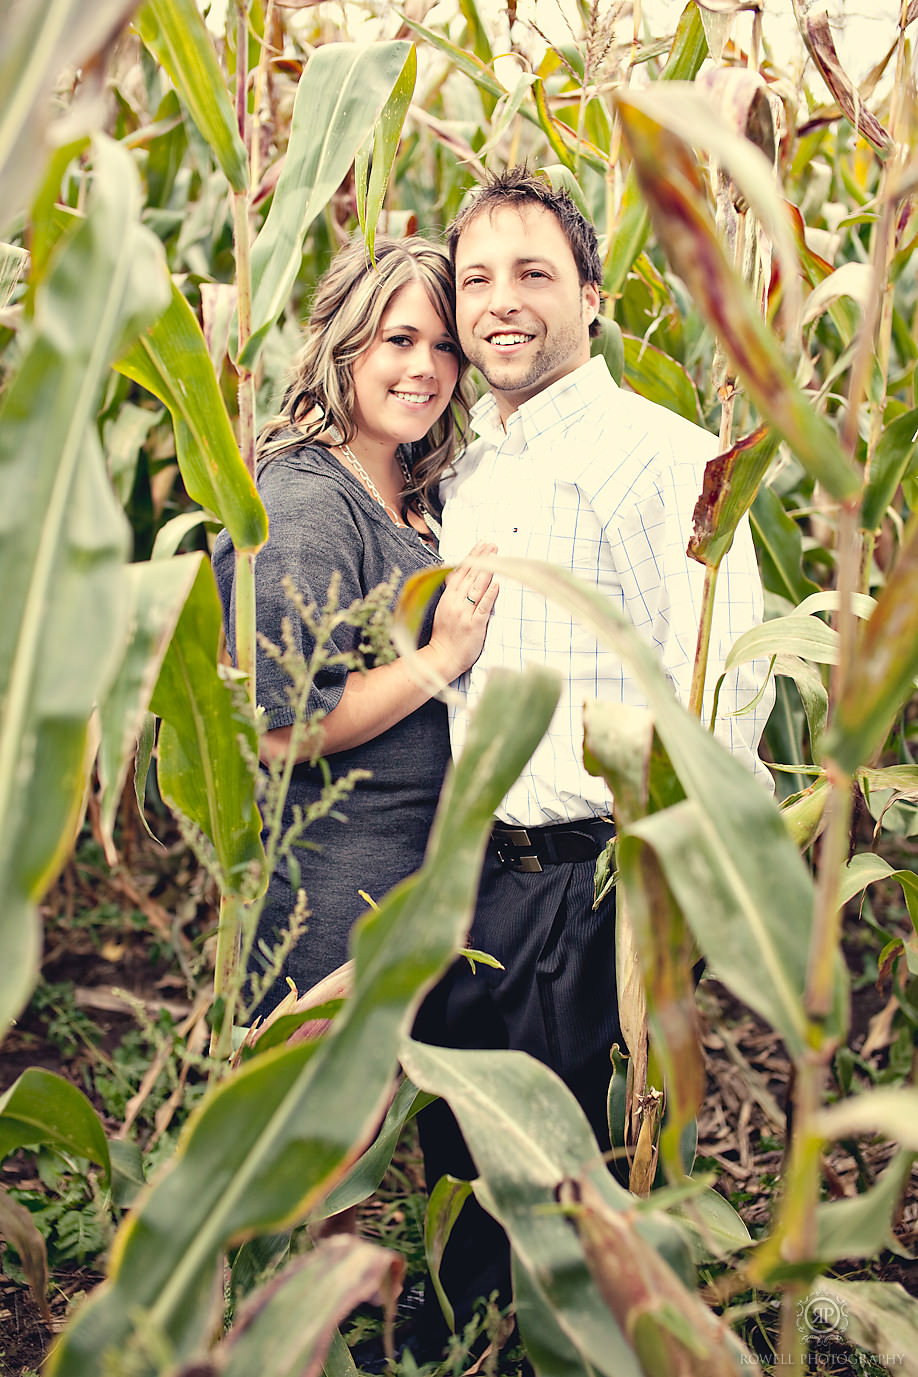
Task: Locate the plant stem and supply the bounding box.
[234,190,256,486]
[211,0,256,1057]
[775,1043,827,1366]
[805,756,853,1020]
[859,12,909,594]
[688,564,718,722]
[250,0,278,200]
[211,894,244,1061]
[689,203,744,722]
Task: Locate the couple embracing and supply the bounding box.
[213,166,773,1355]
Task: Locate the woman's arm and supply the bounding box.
[261,542,498,763]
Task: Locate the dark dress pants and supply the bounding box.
[411,844,621,1346]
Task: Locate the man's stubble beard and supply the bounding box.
[465,316,587,400]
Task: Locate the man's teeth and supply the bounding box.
[489,333,531,346]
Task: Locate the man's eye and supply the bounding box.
[462,276,486,288]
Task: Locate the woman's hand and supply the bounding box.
[261,543,499,763]
[426,540,499,682]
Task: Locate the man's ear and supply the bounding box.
[583,282,601,325]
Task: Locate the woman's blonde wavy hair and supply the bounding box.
[257,235,472,512]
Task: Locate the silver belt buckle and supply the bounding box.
[496,827,543,873]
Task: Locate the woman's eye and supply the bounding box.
[387,334,411,347]
[436,341,458,354]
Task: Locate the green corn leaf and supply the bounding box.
[150,556,265,898]
[592,315,625,387]
[317,1077,432,1219]
[824,1279,918,1374]
[814,1152,914,1264]
[214,1237,404,1377]
[135,0,248,193]
[46,666,560,1375]
[424,1175,473,1332]
[723,614,840,668]
[96,554,203,862]
[398,17,506,102]
[478,70,538,161]
[840,851,918,953]
[511,1260,599,1377]
[608,824,705,1170]
[323,1329,359,1377]
[400,1040,644,1377]
[688,427,781,569]
[533,76,575,171]
[615,92,859,501]
[0,135,169,1036]
[244,42,415,368]
[0,1186,50,1325]
[750,486,821,606]
[0,241,28,307]
[457,0,497,117]
[859,763,918,812]
[622,334,702,423]
[604,2,709,300]
[771,658,829,759]
[400,1039,727,1376]
[861,406,918,534]
[815,1087,918,1149]
[825,513,918,774]
[539,164,591,219]
[117,283,267,553]
[0,1069,111,1182]
[356,46,417,262]
[400,16,606,172]
[672,1188,752,1264]
[458,0,493,65]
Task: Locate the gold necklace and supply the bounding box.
[335,442,415,528]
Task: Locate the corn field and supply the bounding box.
[1,2,918,1374]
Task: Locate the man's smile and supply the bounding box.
[485,331,535,348]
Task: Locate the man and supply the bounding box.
[412,167,774,1350]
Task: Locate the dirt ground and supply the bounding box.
[1,817,916,1376]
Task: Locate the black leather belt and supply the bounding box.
[489,817,615,873]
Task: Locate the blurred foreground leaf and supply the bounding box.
[615,90,859,502]
[0,136,169,1036]
[47,666,560,1374]
[0,0,140,228]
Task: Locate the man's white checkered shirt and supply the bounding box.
[439,356,775,827]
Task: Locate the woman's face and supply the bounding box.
[350,280,459,458]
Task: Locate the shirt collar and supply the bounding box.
[469,355,614,447]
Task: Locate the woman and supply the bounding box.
[212,236,496,1021]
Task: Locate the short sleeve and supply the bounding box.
[214,456,370,731]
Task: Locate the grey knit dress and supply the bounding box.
[212,443,450,1017]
